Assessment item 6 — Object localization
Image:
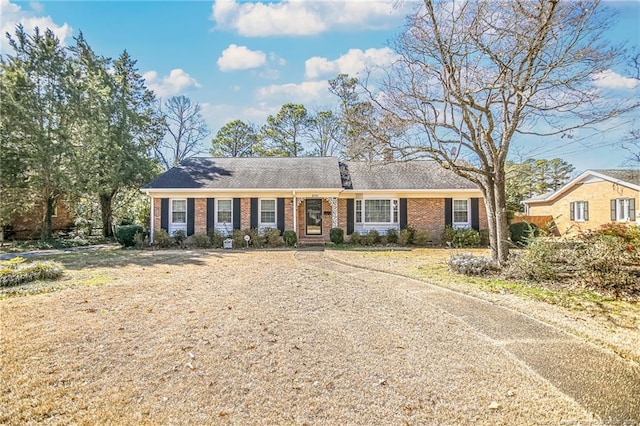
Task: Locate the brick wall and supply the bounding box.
[528,180,640,235]
[240,198,251,230]
[153,198,161,231]
[407,198,445,242]
[194,198,207,234]
[284,198,294,231]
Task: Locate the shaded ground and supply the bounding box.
[1,249,638,424]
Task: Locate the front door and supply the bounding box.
[306,199,322,235]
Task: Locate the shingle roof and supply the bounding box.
[143,157,344,189]
[592,169,640,186]
[342,161,477,190]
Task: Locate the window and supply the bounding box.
[260,199,276,225]
[354,199,399,224]
[570,201,588,222]
[612,198,635,222]
[217,199,232,224]
[171,199,187,224]
[453,199,469,225]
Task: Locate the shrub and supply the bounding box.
[586,223,640,245]
[263,227,283,247]
[413,229,430,247]
[245,228,264,248]
[330,228,344,244]
[0,257,65,287]
[447,253,498,276]
[173,230,187,248]
[398,227,414,246]
[115,225,144,247]
[349,231,361,245]
[503,237,559,282]
[283,230,297,247]
[441,226,456,245]
[192,232,210,248]
[361,230,381,246]
[386,228,398,244]
[133,232,147,249]
[510,222,539,246]
[454,228,481,247]
[209,230,226,248]
[479,229,490,247]
[153,229,173,248]
[232,229,247,248]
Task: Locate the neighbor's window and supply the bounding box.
[171,199,187,224]
[570,201,588,222]
[613,198,635,222]
[217,199,232,223]
[260,199,276,224]
[453,199,469,225]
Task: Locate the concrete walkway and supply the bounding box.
[306,251,640,422]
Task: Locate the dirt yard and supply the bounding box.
[0,249,634,424]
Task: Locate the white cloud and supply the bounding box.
[217,44,267,72]
[210,0,405,37]
[143,69,202,97]
[305,47,399,79]
[592,70,639,90]
[0,0,73,49]
[256,81,329,103]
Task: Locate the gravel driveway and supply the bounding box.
[1,250,637,424]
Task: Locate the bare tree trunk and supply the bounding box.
[41,196,55,240]
[99,191,116,238]
[493,176,510,264]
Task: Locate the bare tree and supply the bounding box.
[154,96,210,169]
[373,0,636,262]
[309,109,342,156]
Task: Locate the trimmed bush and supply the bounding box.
[509,222,538,246]
[386,228,398,244]
[209,230,226,248]
[441,226,456,245]
[413,229,430,246]
[349,231,361,245]
[232,229,247,248]
[283,230,297,247]
[173,230,187,248]
[447,253,498,276]
[115,225,144,247]
[0,257,65,287]
[398,227,414,246]
[263,227,283,247]
[192,232,210,248]
[479,229,490,247]
[330,228,344,244]
[133,232,147,249]
[442,226,481,248]
[153,229,172,248]
[361,230,381,246]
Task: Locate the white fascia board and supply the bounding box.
[141,188,343,197]
[525,170,640,205]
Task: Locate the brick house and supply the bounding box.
[4,199,75,240]
[523,169,640,235]
[141,157,488,244]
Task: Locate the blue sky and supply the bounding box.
[1,0,639,173]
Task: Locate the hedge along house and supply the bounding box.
[141,157,488,244]
[523,169,640,235]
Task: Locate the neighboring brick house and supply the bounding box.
[523,169,640,235]
[5,199,75,240]
[141,157,488,244]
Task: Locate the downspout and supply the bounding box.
[293,190,297,236]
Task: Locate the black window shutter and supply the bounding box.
[444,198,453,227]
[160,198,169,231]
[399,198,408,229]
[570,202,575,221]
[233,198,241,230]
[277,198,285,234]
[611,199,616,221]
[584,202,589,221]
[207,198,215,232]
[250,198,259,229]
[630,198,636,221]
[187,198,195,236]
[346,199,354,235]
[470,198,480,231]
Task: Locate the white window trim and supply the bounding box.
[259,198,277,228]
[171,198,187,225]
[452,198,471,229]
[616,198,632,222]
[572,201,588,222]
[355,198,399,225]
[215,199,233,226]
